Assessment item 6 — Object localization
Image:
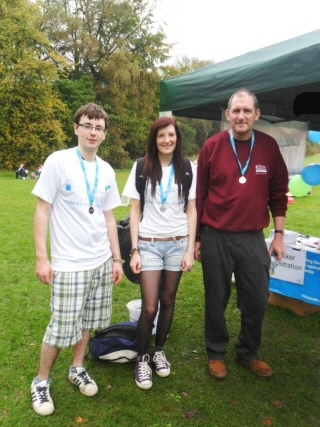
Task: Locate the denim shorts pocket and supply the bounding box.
[176,237,188,250]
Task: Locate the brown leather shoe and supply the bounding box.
[208,360,227,380]
[236,357,273,378]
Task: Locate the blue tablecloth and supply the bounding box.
[270,250,320,306]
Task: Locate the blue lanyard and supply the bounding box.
[76,148,99,210]
[159,164,174,206]
[229,131,255,177]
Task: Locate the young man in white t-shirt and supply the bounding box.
[30,103,124,416]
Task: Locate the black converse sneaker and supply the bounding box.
[135,355,152,389]
[68,366,98,396]
[153,350,171,377]
[31,377,54,416]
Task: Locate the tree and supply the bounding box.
[97,51,161,165]
[39,0,170,75]
[53,74,99,147]
[0,0,71,170]
[37,0,171,167]
[161,55,215,80]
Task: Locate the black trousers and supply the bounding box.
[201,226,270,361]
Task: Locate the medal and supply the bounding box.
[160,205,166,212]
[229,131,255,187]
[76,148,99,215]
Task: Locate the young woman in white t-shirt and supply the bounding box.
[122,117,197,390]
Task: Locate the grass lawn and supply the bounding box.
[0,160,320,427]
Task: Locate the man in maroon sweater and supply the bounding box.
[195,89,288,380]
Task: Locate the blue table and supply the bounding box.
[269,248,320,306]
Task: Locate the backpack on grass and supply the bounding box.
[89,322,138,363]
[117,215,140,284]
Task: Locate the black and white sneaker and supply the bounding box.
[135,355,152,389]
[68,366,98,396]
[31,377,54,416]
[153,350,171,377]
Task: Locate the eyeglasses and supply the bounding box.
[78,123,106,133]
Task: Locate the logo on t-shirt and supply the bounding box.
[255,165,267,174]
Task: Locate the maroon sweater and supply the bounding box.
[196,129,288,238]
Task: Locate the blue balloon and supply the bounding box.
[308,131,320,143]
[301,164,320,186]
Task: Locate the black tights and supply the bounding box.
[137,269,182,355]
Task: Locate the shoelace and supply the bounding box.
[74,370,92,385]
[153,351,168,370]
[137,361,151,381]
[34,385,51,403]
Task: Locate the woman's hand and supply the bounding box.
[130,252,142,274]
[181,251,194,272]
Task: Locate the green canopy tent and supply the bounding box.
[159,29,320,130]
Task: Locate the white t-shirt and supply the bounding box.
[32,147,121,271]
[122,161,197,238]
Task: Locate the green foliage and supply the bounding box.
[0,0,70,170]
[178,122,197,157]
[177,118,220,158]
[0,0,218,169]
[37,1,170,167]
[52,74,99,147]
[161,55,215,79]
[94,52,163,167]
[104,113,151,168]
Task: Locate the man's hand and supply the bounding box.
[36,259,53,285]
[269,235,286,261]
[194,241,202,261]
[112,263,124,285]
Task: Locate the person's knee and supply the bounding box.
[142,304,158,321]
[159,295,175,308]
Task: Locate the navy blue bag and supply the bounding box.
[89,322,138,363]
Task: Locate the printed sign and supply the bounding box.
[272,247,306,285]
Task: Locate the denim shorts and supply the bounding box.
[139,237,188,272]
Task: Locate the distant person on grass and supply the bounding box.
[122,117,197,390]
[195,89,288,380]
[16,163,28,179]
[31,103,124,416]
[35,164,42,178]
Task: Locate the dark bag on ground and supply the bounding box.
[117,215,140,284]
[89,321,138,363]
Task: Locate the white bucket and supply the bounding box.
[126,299,159,335]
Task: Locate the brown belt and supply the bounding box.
[139,235,188,242]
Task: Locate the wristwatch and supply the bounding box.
[274,230,284,235]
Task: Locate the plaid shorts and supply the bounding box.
[43,258,113,348]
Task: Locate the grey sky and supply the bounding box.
[151,0,320,63]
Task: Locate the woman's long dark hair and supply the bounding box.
[143,117,185,198]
